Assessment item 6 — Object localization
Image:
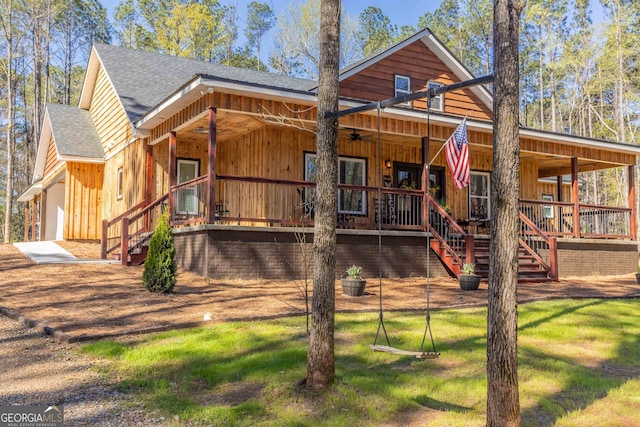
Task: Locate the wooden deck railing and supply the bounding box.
[519,199,631,239]
[518,210,558,280]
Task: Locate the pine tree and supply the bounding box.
[142,212,176,293]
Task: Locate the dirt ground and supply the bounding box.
[1,242,639,341]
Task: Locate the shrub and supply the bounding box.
[142,212,176,293]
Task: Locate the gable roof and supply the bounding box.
[80,44,315,124]
[32,104,104,181]
[334,28,493,111]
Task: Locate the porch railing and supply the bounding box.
[120,194,168,265]
[518,210,558,280]
[170,175,208,226]
[101,200,148,259]
[426,193,470,275]
[519,199,631,239]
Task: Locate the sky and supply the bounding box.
[99,0,607,62]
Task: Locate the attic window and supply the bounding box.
[428,81,444,111]
[117,167,123,200]
[395,75,411,106]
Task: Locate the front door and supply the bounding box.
[177,159,199,214]
[393,162,422,225]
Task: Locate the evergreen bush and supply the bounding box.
[142,212,176,293]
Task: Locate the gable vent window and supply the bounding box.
[395,75,411,106]
[428,81,444,111]
[116,167,124,200]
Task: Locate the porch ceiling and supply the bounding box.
[174,110,632,177]
[177,110,266,144]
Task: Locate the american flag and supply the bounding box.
[445,119,470,190]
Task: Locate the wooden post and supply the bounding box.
[571,157,580,238]
[556,175,563,202]
[421,136,429,232]
[24,201,30,242]
[206,107,218,224]
[465,234,475,265]
[121,216,129,266]
[168,131,177,222]
[628,164,636,240]
[101,219,108,259]
[31,195,38,241]
[549,236,558,280]
[145,142,153,230]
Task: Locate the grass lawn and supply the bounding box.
[83,299,640,426]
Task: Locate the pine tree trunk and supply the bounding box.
[306,0,340,391]
[3,0,14,243]
[487,0,524,425]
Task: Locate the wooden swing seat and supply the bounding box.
[370,345,440,359]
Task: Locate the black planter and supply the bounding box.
[458,274,481,291]
[341,278,367,296]
[635,273,640,284]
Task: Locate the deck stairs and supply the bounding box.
[430,236,552,283]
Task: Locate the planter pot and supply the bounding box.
[458,274,481,291]
[635,273,640,284]
[341,278,367,296]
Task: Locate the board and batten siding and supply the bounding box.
[64,162,103,240]
[89,63,147,222]
[150,124,543,223]
[339,40,493,121]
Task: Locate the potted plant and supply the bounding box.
[458,263,481,291]
[341,265,367,296]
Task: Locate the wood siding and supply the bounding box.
[88,63,147,221]
[43,136,61,177]
[149,124,549,223]
[339,40,493,121]
[64,162,103,240]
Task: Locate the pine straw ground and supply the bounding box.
[0,242,639,341]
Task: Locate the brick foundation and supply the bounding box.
[174,226,449,280]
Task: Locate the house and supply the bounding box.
[18,29,640,281]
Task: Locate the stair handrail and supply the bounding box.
[426,194,470,272]
[518,210,558,280]
[101,200,149,259]
[120,193,169,265]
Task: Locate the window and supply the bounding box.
[542,194,554,219]
[305,153,366,215]
[116,167,123,200]
[395,75,411,106]
[469,171,490,220]
[177,159,200,214]
[428,81,444,111]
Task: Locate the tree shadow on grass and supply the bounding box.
[520,308,640,426]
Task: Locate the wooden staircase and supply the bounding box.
[471,238,553,283]
[101,193,168,266]
[427,194,557,284]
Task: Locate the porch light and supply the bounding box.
[385,160,392,169]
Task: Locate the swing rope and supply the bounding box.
[371,101,439,359]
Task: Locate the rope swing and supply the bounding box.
[370,102,439,360]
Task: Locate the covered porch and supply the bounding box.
[102,97,639,281]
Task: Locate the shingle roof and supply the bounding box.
[93,44,316,123]
[46,104,104,159]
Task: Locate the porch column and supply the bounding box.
[168,131,177,219]
[628,165,636,240]
[421,136,429,232]
[206,107,217,224]
[556,176,563,202]
[145,142,153,230]
[571,157,580,238]
[24,201,29,241]
[145,142,153,206]
[31,195,38,241]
